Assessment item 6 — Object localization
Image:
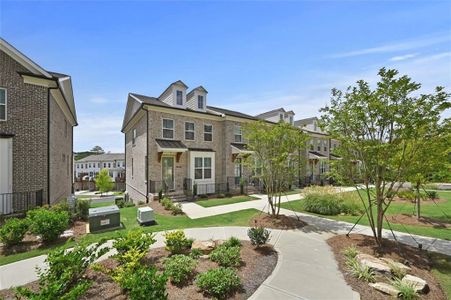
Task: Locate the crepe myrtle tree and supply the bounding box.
[320,68,450,246]
[96,168,114,195]
[243,120,308,217]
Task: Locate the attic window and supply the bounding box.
[197,95,204,109]
[176,90,183,105]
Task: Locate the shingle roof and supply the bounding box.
[207,106,258,120]
[294,117,318,127]
[308,151,327,158]
[231,143,249,151]
[155,139,187,149]
[77,153,124,162]
[255,108,286,118]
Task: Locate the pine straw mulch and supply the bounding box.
[0,241,278,300]
[149,200,183,216]
[327,234,448,300]
[386,214,451,229]
[250,213,308,230]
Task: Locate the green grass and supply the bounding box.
[195,196,259,208]
[0,207,259,266]
[430,252,451,298]
[282,189,303,196]
[281,190,451,240]
[89,201,116,208]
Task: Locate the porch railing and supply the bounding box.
[0,189,44,216]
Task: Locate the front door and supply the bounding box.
[234,158,242,185]
[162,157,175,191]
[0,138,13,214]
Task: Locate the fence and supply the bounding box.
[0,189,43,216]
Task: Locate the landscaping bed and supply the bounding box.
[150,200,178,216]
[250,213,308,230]
[327,234,448,300]
[386,214,450,229]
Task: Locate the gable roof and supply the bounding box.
[294,117,318,127]
[77,153,124,162]
[187,86,208,98]
[207,106,258,120]
[158,80,188,99]
[255,108,295,119]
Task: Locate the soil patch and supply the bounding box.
[386,214,451,229]
[327,234,447,300]
[0,220,87,256]
[250,213,308,229]
[394,197,447,204]
[149,200,179,216]
[0,241,278,300]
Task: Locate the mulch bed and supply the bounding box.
[250,213,308,230]
[0,241,278,300]
[0,220,87,256]
[386,214,450,229]
[327,234,447,300]
[394,197,447,204]
[149,200,182,216]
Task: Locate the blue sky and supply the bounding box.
[1,0,450,152]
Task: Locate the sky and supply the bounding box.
[1,0,450,153]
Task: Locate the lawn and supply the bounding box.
[430,252,451,298]
[280,190,451,240]
[0,206,260,266]
[195,195,259,208]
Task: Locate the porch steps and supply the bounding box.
[169,193,190,203]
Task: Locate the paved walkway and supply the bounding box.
[182,191,451,257]
[0,227,360,300]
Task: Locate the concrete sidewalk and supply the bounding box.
[0,227,359,300]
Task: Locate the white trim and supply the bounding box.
[162,118,174,140]
[231,145,253,155]
[50,89,77,126]
[184,121,195,141]
[0,88,7,121]
[233,125,242,143]
[157,146,188,153]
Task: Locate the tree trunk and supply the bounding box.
[375,181,384,247]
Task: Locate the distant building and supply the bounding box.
[74,153,125,181]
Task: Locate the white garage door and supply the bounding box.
[0,138,13,214]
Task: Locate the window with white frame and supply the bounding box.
[185,122,195,140]
[163,119,174,139]
[320,161,327,174]
[234,125,242,143]
[289,115,293,125]
[176,90,183,105]
[194,157,212,179]
[0,88,6,121]
[197,95,204,109]
[204,124,212,141]
[132,128,137,146]
[279,113,283,121]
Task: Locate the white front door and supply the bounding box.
[0,138,13,214]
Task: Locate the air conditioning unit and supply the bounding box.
[137,206,155,226]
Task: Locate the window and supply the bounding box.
[234,125,242,143]
[108,163,111,168]
[194,157,212,179]
[176,90,183,105]
[0,88,6,121]
[197,95,204,109]
[289,116,293,125]
[163,119,174,139]
[320,161,327,174]
[103,163,106,168]
[185,122,195,140]
[81,164,83,169]
[204,124,212,141]
[317,140,321,151]
[98,163,101,168]
[279,113,283,121]
[132,128,137,146]
[85,164,88,168]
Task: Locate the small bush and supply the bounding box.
[51,199,71,215]
[390,263,407,280]
[27,208,69,243]
[303,193,342,215]
[113,228,156,256]
[116,199,135,208]
[190,248,202,259]
[346,257,375,283]
[391,278,419,300]
[196,267,241,299]
[342,245,358,259]
[225,192,233,198]
[426,190,438,199]
[75,199,91,220]
[161,197,173,210]
[164,254,197,284]
[198,194,208,199]
[171,203,183,215]
[222,237,241,248]
[247,227,270,247]
[209,245,241,267]
[0,218,29,247]
[164,230,193,254]
[397,190,416,200]
[116,264,167,300]
[217,193,225,198]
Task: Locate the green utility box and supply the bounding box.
[88,205,120,232]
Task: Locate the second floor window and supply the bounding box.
[132,128,137,146]
[197,95,204,109]
[176,90,183,105]
[204,124,212,141]
[185,122,195,140]
[234,125,242,143]
[279,113,283,121]
[0,88,6,121]
[163,119,174,139]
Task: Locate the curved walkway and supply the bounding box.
[0,227,360,300]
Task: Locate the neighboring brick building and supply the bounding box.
[74,153,125,181]
[0,38,77,213]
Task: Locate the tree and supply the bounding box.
[320,68,449,246]
[90,146,105,154]
[96,168,114,195]
[243,121,308,217]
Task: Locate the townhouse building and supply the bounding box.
[74,153,125,181]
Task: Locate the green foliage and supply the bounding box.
[158,189,163,201]
[391,278,419,300]
[346,257,375,283]
[164,254,197,284]
[0,218,29,247]
[95,168,114,194]
[27,208,69,243]
[389,263,407,280]
[15,240,109,300]
[426,190,438,199]
[247,227,270,247]
[222,236,241,248]
[75,199,91,220]
[196,267,241,299]
[164,230,193,254]
[51,200,72,215]
[397,190,416,200]
[209,245,241,267]
[171,203,183,215]
[121,266,167,300]
[189,248,202,259]
[342,246,358,259]
[116,199,135,208]
[160,197,183,215]
[303,187,362,216]
[161,197,173,210]
[113,228,156,257]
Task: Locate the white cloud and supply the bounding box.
[389,53,418,61]
[89,96,109,104]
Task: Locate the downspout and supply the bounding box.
[47,88,51,205]
[146,109,149,202]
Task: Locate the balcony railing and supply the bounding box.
[0,189,44,216]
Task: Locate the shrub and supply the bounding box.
[171,203,183,215]
[303,193,342,215]
[116,199,135,208]
[161,197,173,210]
[75,199,91,220]
[247,227,270,247]
[16,240,109,300]
[27,208,69,243]
[217,193,225,198]
[0,217,29,247]
[342,245,358,259]
[164,254,197,284]
[222,237,241,248]
[164,230,193,254]
[346,257,375,283]
[389,263,407,280]
[396,190,416,200]
[95,168,114,194]
[51,199,71,215]
[158,189,163,202]
[196,267,241,299]
[198,194,208,199]
[426,190,438,199]
[190,248,202,259]
[225,192,233,197]
[391,278,418,300]
[209,245,241,267]
[113,228,156,256]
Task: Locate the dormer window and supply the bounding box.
[198,95,204,109]
[176,90,183,105]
